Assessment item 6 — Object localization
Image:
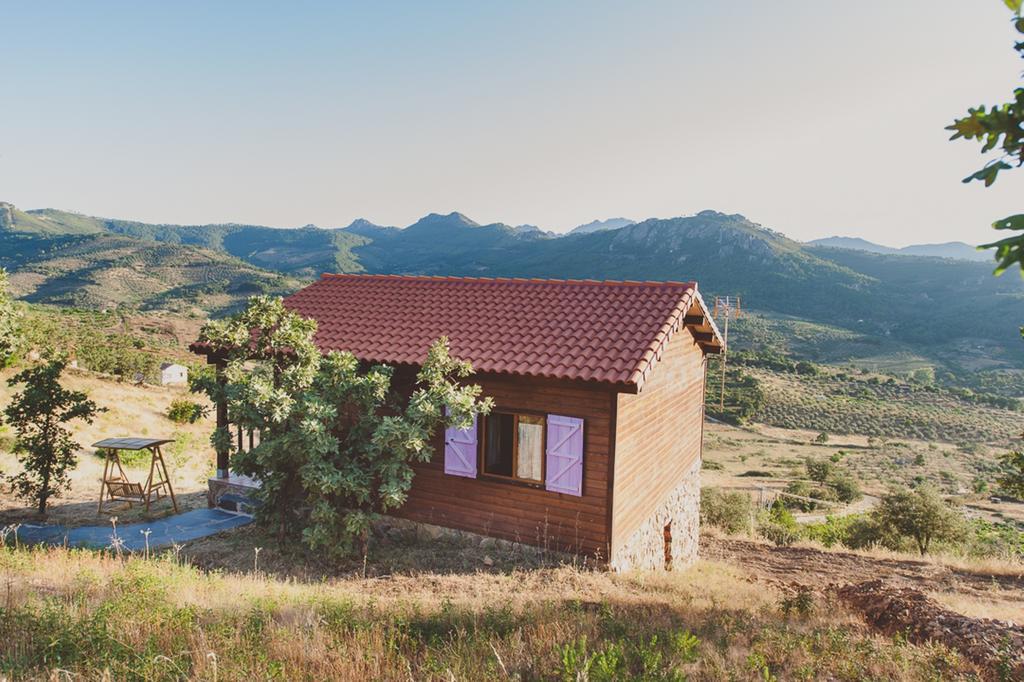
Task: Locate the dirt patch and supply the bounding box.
[837,580,1023,679]
[700,534,1024,596]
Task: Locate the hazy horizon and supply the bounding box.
[0,200,1001,248]
[2,1,1021,247]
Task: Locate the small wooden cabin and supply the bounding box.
[201,275,724,570]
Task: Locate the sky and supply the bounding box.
[0,1,1021,245]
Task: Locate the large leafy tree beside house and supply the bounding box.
[192,296,492,556]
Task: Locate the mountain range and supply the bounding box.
[807,236,989,262]
[1,201,1020,367]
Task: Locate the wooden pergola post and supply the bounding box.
[215,358,230,478]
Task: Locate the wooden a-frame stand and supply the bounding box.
[94,438,179,515]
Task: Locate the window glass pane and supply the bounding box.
[485,413,513,476]
[517,414,544,482]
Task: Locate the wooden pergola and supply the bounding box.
[187,345,266,479]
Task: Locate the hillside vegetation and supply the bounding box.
[4,202,1022,371]
[0,232,302,315]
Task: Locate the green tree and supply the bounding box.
[996,450,1024,498]
[4,360,103,514]
[947,1,1024,273]
[827,471,863,504]
[873,486,964,555]
[192,296,493,555]
[0,268,21,366]
[805,457,834,483]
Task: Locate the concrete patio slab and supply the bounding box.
[12,508,252,551]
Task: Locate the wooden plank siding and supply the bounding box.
[393,372,616,559]
[611,329,707,556]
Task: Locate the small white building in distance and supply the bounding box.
[160,363,189,386]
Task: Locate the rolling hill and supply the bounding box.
[0,230,301,314]
[2,201,1021,367]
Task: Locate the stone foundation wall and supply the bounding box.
[609,457,700,572]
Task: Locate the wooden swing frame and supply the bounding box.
[93,438,179,514]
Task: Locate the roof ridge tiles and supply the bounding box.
[318,273,695,289]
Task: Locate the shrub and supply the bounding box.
[700,487,752,535]
[964,519,1024,561]
[759,501,800,546]
[805,458,834,483]
[782,480,839,511]
[166,399,207,424]
[827,471,863,503]
[794,361,819,376]
[996,451,1024,500]
[737,469,774,478]
[911,367,935,385]
[779,588,815,617]
[802,515,852,548]
[841,513,891,549]
[782,480,818,511]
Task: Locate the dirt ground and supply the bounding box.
[701,533,1024,623]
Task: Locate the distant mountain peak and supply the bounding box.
[569,217,636,235]
[344,218,383,230]
[408,212,480,230]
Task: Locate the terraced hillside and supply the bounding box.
[0,232,301,314]
[750,368,1020,443]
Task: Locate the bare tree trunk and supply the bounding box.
[38,473,49,515]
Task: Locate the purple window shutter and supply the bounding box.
[545,414,584,496]
[444,411,478,478]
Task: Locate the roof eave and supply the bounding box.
[628,284,726,392]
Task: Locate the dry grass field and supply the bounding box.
[0,366,215,526]
[0,539,1001,681]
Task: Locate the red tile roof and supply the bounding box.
[281,275,723,391]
